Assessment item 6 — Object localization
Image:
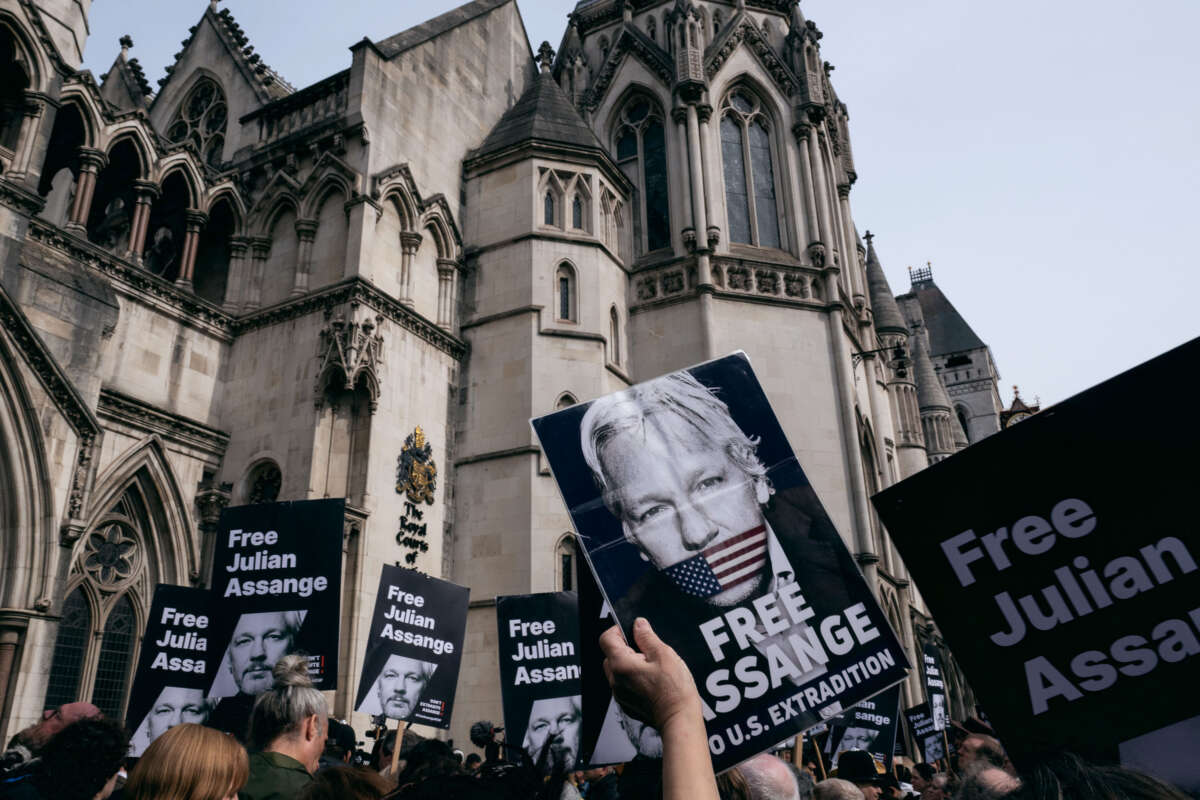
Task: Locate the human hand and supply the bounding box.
[600,617,702,732]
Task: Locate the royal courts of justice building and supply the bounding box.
[0,0,1035,752]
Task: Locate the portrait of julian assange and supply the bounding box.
[521,695,582,767]
[128,686,214,756]
[564,361,868,714]
[356,654,437,721]
[208,609,307,699]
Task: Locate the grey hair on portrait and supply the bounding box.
[247,653,327,751]
[580,371,769,516]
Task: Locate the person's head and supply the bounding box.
[324,719,357,764]
[228,610,302,695]
[813,778,865,800]
[300,765,392,800]
[146,687,213,743]
[521,695,582,766]
[718,766,753,800]
[920,774,949,800]
[911,763,935,791]
[375,654,434,719]
[1010,752,1190,800]
[583,765,613,782]
[247,653,328,773]
[955,767,1020,800]
[580,371,773,607]
[957,734,1007,776]
[740,753,805,800]
[464,753,482,772]
[836,750,882,800]
[21,701,101,750]
[125,723,248,800]
[616,704,663,758]
[36,716,130,800]
[838,727,878,754]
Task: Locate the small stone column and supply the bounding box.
[244,237,272,311]
[291,218,318,296]
[175,209,207,289]
[66,147,106,234]
[398,231,422,307]
[194,480,232,586]
[125,179,159,264]
[436,258,458,329]
[792,123,820,251]
[5,97,45,184]
[223,236,251,313]
[670,107,694,241]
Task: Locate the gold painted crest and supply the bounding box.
[396,426,438,505]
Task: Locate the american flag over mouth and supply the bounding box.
[662,525,768,598]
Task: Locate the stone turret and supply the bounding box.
[911,330,963,463]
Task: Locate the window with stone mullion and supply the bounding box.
[721,91,782,249]
[614,98,670,256]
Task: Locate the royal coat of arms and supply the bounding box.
[396,426,437,505]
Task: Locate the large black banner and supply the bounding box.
[825,684,901,770]
[208,499,344,699]
[873,337,1200,783]
[354,564,469,728]
[532,353,909,772]
[921,644,947,731]
[126,585,216,755]
[496,593,582,766]
[904,702,944,764]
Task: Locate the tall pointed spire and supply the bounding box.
[912,332,951,412]
[863,231,908,336]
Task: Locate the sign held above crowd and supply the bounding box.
[533,353,909,773]
[873,337,1200,775]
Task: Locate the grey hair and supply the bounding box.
[741,753,805,800]
[579,371,769,518]
[247,653,327,751]
[812,778,864,800]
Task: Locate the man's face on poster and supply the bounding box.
[840,726,878,752]
[599,412,767,607]
[377,654,432,719]
[147,687,208,741]
[523,696,582,765]
[617,706,663,758]
[228,611,297,695]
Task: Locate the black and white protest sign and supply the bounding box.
[576,558,664,766]
[532,353,909,772]
[921,644,947,731]
[126,585,216,755]
[355,564,469,728]
[208,499,344,699]
[873,338,1200,770]
[496,593,582,766]
[825,684,901,770]
[904,703,944,764]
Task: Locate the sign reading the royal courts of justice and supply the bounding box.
[533,352,909,773]
[873,337,1200,783]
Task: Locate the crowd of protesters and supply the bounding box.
[0,619,1191,800]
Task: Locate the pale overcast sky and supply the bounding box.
[83,1,1200,407]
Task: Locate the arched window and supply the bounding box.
[0,26,31,157]
[609,306,621,365]
[556,262,576,322]
[43,587,90,708]
[91,594,136,718]
[720,89,782,249]
[556,535,578,592]
[556,393,577,410]
[614,96,670,254]
[956,406,971,443]
[167,77,227,168]
[247,460,282,504]
[572,194,583,229]
[544,191,556,226]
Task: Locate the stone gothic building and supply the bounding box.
[0,0,1010,749]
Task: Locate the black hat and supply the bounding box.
[838,750,883,785]
[327,719,356,754]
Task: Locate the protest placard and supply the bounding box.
[207,499,344,701]
[355,564,469,728]
[825,684,901,770]
[125,585,215,755]
[496,593,581,766]
[873,337,1200,782]
[921,644,947,732]
[532,353,909,772]
[904,703,943,763]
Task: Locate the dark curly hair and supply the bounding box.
[35,716,130,800]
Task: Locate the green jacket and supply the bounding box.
[240,751,314,800]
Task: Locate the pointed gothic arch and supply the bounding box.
[202,183,248,231]
[155,154,205,208]
[0,13,45,95]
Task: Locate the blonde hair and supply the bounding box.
[125,723,248,800]
[248,653,328,751]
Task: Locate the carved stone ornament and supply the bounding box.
[807,241,826,268]
[82,521,141,589]
[315,304,385,412]
[396,426,438,505]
